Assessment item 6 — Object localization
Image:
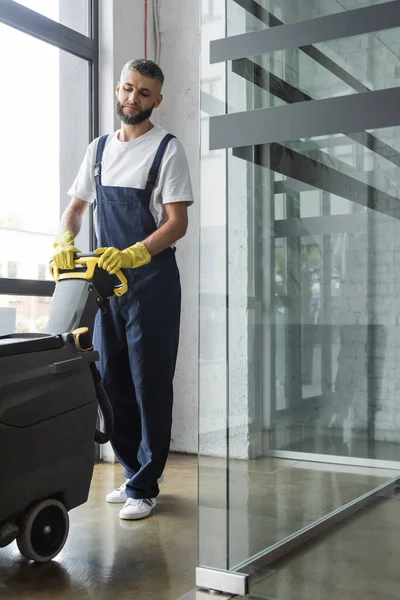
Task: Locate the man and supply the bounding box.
[52,59,193,520]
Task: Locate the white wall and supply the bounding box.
[156,0,201,454]
[198,1,228,460]
[99,0,145,462]
[98,0,200,458]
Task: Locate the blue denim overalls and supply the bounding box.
[93,132,181,499]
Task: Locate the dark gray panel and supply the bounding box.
[210,87,400,149]
[0,279,55,297]
[0,0,96,60]
[210,0,400,63]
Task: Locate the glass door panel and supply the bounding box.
[198,0,400,593]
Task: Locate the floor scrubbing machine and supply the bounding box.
[0,254,127,563]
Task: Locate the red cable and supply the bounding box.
[144,0,148,58]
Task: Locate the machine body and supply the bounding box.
[0,254,126,562]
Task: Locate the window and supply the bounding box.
[0,1,98,314]
[0,22,91,280]
[38,264,47,281]
[201,118,211,158]
[202,78,219,98]
[201,78,222,158]
[13,0,90,36]
[0,295,52,334]
[7,262,18,279]
[202,0,221,22]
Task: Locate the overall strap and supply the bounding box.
[146,133,176,193]
[94,134,109,185]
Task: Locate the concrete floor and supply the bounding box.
[1,454,399,600]
[250,495,400,600]
[0,454,197,600]
[198,456,399,569]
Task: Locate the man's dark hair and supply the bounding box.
[121,59,164,87]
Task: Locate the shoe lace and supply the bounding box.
[125,498,143,507]
[125,498,155,508]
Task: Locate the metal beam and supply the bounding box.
[232,0,372,93]
[210,0,400,63]
[232,57,400,169]
[274,213,368,238]
[232,0,281,27]
[210,86,400,149]
[0,0,97,60]
[232,57,311,103]
[230,0,400,167]
[274,179,316,195]
[234,143,400,220]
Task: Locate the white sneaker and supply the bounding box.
[106,481,129,504]
[106,474,164,504]
[119,498,156,520]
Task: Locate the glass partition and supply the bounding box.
[199,0,229,572]
[198,0,400,595]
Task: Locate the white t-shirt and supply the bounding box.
[68,124,194,229]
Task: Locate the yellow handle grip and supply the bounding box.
[49,256,128,297]
[112,270,128,297]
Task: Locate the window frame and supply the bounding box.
[0,0,99,299]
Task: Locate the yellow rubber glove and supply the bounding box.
[95,242,151,275]
[52,230,81,270]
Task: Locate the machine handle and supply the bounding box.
[74,252,98,259]
[48,254,128,297]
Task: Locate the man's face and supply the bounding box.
[116,69,163,126]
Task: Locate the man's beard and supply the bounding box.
[116,100,154,126]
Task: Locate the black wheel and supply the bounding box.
[17,499,69,563]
